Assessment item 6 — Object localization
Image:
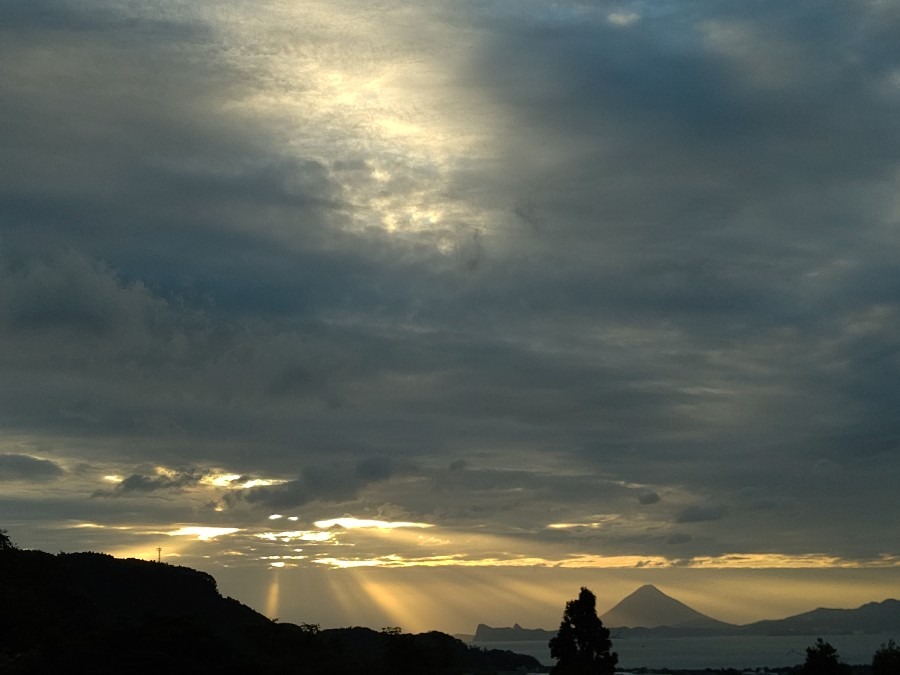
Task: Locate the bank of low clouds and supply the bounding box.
[2,0,900,628]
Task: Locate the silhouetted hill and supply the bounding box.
[317,626,543,673]
[0,540,541,674]
[0,546,313,673]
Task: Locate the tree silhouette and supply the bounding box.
[873,639,900,675]
[799,638,851,675]
[0,529,15,551]
[548,587,617,675]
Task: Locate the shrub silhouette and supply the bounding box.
[0,528,16,551]
[873,638,900,675]
[799,638,851,675]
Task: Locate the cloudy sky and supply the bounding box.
[2,0,900,633]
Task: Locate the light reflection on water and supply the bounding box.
[478,633,899,670]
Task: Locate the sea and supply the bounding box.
[476,632,898,671]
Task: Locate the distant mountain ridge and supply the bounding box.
[740,598,900,636]
[473,585,900,641]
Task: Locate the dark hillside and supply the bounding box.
[0,536,541,674]
[0,547,281,673]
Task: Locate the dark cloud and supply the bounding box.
[675,505,729,524]
[355,456,396,482]
[0,250,165,337]
[666,533,693,546]
[93,469,204,497]
[0,455,64,482]
[638,491,661,505]
[242,460,397,510]
[1,0,899,572]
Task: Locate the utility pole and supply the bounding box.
[156,547,162,563]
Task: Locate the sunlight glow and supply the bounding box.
[257,530,335,543]
[203,473,241,486]
[241,478,283,488]
[689,553,900,569]
[310,554,670,569]
[201,472,286,489]
[315,558,384,569]
[310,565,584,633]
[261,555,307,561]
[377,117,423,139]
[546,518,619,530]
[221,512,900,573]
[67,522,135,531]
[106,537,193,561]
[265,568,281,617]
[608,11,640,26]
[166,526,240,541]
[314,517,433,530]
[210,2,501,241]
[555,554,671,568]
[307,551,889,571]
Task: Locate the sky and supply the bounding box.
[2,0,900,634]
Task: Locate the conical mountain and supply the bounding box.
[600,585,726,629]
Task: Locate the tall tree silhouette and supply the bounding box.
[549,587,617,675]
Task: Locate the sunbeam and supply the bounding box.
[265,567,281,619]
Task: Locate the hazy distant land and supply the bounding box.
[472,584,899,670]
[474,584,900,641]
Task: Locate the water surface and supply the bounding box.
[478,632,898,669]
